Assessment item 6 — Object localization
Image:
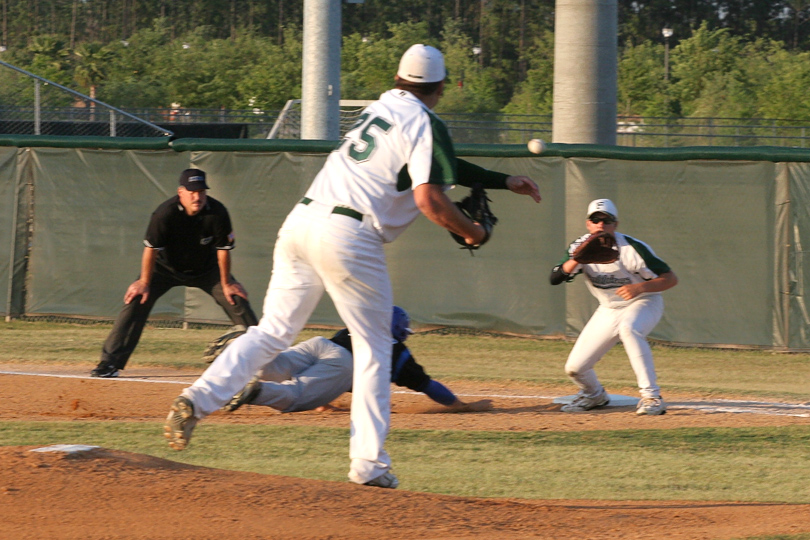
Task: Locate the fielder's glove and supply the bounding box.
[449,183,498,255]
[571,231,619,264]
[202,325,247,364]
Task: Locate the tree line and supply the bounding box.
[1,1,810,122]
[4,1,810,52]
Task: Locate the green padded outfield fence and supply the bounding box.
[2,135,810,350]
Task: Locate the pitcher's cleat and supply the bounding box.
[164,396,197,450]
[363,470,399,489]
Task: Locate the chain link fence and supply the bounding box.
[617,116,810,148]
[3,58,810,146]
[0,61,172,137]
[260,100,552,143]
[263,105,810,147]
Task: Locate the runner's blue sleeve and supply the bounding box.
[416,379,457,406]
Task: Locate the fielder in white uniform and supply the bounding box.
[549,199,678,415]
[164,44,541,488]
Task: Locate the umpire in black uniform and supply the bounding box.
[91,168,259,377]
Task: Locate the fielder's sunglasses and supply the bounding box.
[588,216,615,225]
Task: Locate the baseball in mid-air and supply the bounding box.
[528,138,547,154]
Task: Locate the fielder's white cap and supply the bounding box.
[587,199,618,220]
[397,44,446,83]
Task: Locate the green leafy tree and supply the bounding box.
[669,23,745,116]
[757,48,810,120]
[73,42,115,99]
[26,35,72,85]
[342,22,432,101]
[784,0,810,49]
[618,0,720,47]
[437,19,502,114]
[234,28,304,110]
[617,40,670,117]
[685,38,781,119]
[501,33,554,115]
[150,27,266,108]
[97,21,173,108]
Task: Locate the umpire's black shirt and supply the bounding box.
[144,195,234,278]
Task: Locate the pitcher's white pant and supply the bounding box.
[183,201,393,484]
[565,294,664,399]
[252,336,354,413]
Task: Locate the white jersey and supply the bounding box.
[568,232,671,308]
[304,89,456,243]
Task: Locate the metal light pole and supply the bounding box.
[662,27,673,82]
[301,0,342,140]
[552,0,617,145]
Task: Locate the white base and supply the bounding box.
[29,444,99,454]
[553,394,639,407]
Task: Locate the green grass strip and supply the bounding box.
[3,320,810,401]
[3,421,809,503]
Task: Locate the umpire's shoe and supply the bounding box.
[90,363,119,378]
[222,376,262,412]
[164,396,198,451]
[364,470,399,489]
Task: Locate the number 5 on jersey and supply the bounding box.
[340,113,393,163]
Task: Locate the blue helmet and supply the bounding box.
[391,306,414,342]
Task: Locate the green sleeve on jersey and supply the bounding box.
[457,159,509,189]
[395,113,457,191]
[624,235,671,275]
[427,112,457,186]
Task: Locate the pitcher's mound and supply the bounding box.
[1,445,809,540]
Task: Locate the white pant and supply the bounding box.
[253,336,353,412]
[564,294,664,399]
[184,201,394,484]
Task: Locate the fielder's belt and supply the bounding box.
[300,197,363,221]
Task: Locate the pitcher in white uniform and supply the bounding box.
[549,199,678,415]
[163,44,541,488]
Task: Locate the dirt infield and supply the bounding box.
[2,364,810,540]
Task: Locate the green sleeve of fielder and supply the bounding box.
[396,113,509,190]
[456,159,509,190]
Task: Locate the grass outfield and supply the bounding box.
[2,319,810,401]
[1,422,809,504]
[2,319,810,520]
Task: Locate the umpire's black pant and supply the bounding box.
[99,266,259,370]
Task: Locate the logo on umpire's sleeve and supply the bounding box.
[200,236,213,245]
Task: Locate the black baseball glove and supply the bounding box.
[449,183,498,254]
[572,231,619,264]
[202,325,247,364]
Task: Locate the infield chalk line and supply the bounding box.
[0,370,192,384]
[2,369,809,417]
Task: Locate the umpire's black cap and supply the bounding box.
[179,168,209,191]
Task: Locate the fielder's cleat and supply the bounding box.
[560,388,610,412]
[636,397,667,416]
[363,470,399,489]
[222,376,262,412]
[90,364,119,378]
[164,396,198,451]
